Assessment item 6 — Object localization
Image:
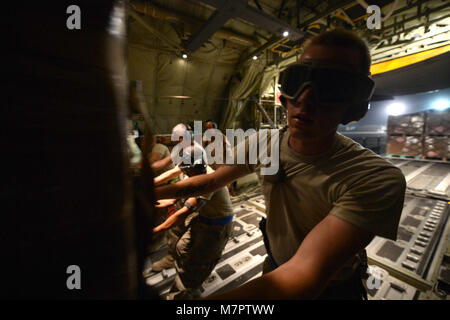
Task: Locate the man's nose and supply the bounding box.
[295,86,314,104]
[293,86,315,112]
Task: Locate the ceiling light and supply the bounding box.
[282,31,289,37]
[432,99,449,111]
[386,103,406,116]
[252,55,258,60]
[182,53,188,59]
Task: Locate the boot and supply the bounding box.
[152,255,175,272]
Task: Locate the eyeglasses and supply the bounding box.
[178,163,207,176]
[279,62,375,107]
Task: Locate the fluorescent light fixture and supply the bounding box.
[431,99,449,111]
[386,102,406,116]
[252,55,258,60]
[282,31,289,37]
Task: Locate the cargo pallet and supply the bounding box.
[423,156,449,162]
[386,154,422,160]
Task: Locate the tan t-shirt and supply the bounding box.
[151,143,175,176]
[198,167,234,220]
[234,128,406,283]
[203,133,233,171]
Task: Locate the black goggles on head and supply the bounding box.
[178,163,207,176]
[279,62,375,107]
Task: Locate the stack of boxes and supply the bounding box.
[387,113,424,158]
[386,110,450,160]
[423,110,450,160]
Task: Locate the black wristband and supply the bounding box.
[184,201,193,210]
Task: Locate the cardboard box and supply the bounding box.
[425,110,450,135]
[387,113,424,135]
[387,135,423,157]
[424,136,450,159]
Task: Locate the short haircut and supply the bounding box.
[303,28,371,74]
[205,120,217,128]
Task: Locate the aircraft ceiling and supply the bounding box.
[127,0,450,132]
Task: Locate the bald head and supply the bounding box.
[172,123,191,143]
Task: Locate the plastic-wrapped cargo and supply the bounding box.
[387,113,425,135]
[424,136,450,159]
[425,110,450,136]
[387,135,423,157]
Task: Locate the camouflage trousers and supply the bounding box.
[166,212,232,300]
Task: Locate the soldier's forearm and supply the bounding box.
[153,206,190,233]
[155,165,244,200]
[154,167,180,186]
[154,174,215,200]
[151,155,172,172]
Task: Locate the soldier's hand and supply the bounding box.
[155,198,177,208]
